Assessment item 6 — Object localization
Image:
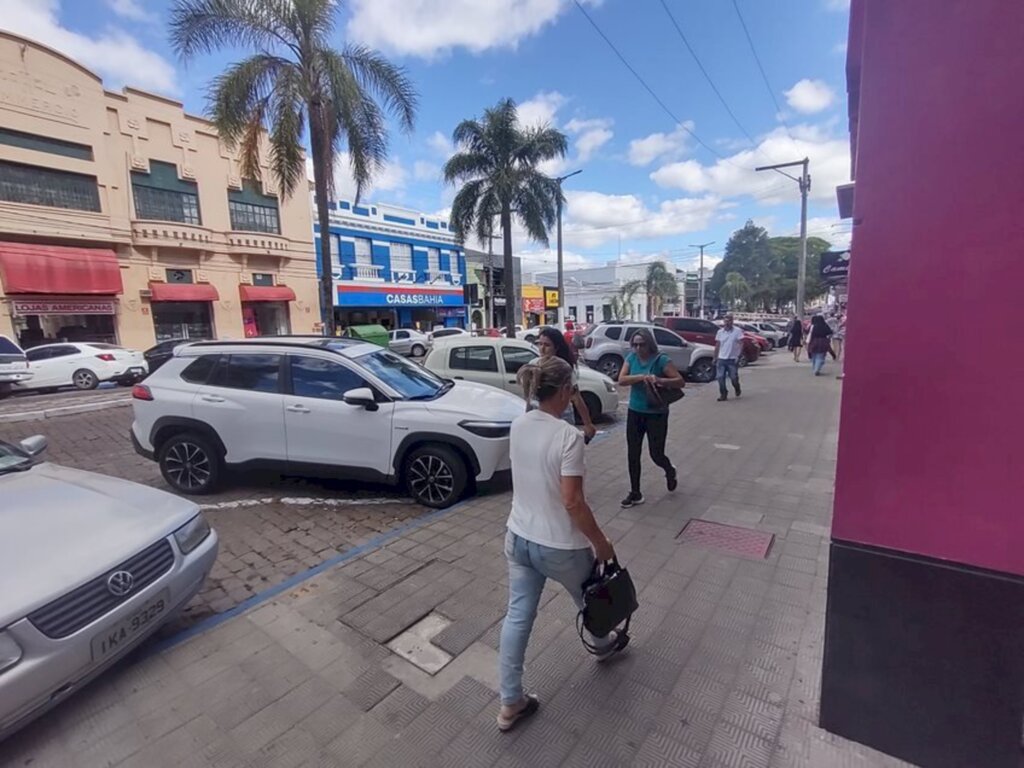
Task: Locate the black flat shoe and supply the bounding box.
[497,695,540,732]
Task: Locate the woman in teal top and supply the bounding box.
[617,327,684,507]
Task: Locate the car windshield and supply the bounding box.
[0,336,22,355]
[0,441,32,474]
[357,349,449,399]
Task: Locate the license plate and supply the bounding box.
[90,591,168,661]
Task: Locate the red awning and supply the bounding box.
[148,282,220,302]
[239,284,296,302]
[0,242,123,294]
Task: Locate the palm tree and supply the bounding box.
[720,271,751,309]
[444,99,567,338]
[643,261,680,319]
[611,279,642,320]
[169,0,417,336]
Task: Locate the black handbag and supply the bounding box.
[576,557,639,654]
[646,381,684,408]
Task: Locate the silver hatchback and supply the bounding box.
[0,436,218,741]
[580,322,717,383]
[388,329,431,358]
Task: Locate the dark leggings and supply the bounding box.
[626,409,675,494]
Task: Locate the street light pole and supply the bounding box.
[689,241,715,318]
[555,169,582,325]
[755,158,811,317]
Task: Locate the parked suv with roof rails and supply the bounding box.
[580,322,716,383]
[130,337,523,508]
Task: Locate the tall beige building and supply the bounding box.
[0,32,318,351]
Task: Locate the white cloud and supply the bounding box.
[517,247,592,281]
[308,154,409,199]
[517,91,566,129]
[346,0,599,58]
[564,117,613,161]
[784,79,836,114]
[649,123,850,204]
[1,0,178,94]
[832,40,848,55]
[563,190,722,248]
[824,0,850,10]
[427,130,455,159]
[802,216,852,248]
[413,160,440,182]
[627,122,694,166]
[106,0,155,22]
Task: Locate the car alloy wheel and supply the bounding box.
[597,355,622,379]
[408,453,456,506]
[411,344,426,357]
[689,358,715,383]
[72,369,99,390]
[163,440,212,491]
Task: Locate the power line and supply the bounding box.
[657,0,757,146]
[730,0,794,140]
[571,0,749,168]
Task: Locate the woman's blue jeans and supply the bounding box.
[499,530,611,705]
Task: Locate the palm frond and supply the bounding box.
[207,54,291,145]
[449,179,486,242]
[451,118,485,152]
[169,0,298,60]
[268,68,306,198]
[515,125,568,165]
[341,44,418,132]
[473,187,501,245]
[443,152,492,184]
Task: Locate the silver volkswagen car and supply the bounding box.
[0,435,218,741]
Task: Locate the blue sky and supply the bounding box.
[5,0,852,275]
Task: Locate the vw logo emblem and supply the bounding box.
[107,570,135,597]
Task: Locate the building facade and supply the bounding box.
[533,262,650,324]
[463,247,523,330]
[317,201,468,330]
[0,32,318,350]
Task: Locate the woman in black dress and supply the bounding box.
[786,316,804,361]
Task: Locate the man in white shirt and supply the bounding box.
[714,313,745,401]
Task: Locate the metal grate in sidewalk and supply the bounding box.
[676,519,774,559]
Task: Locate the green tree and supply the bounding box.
[719,271,751,309]
[642,261,680,319]
[444,99,567,338]
[611,279,642,320]
[709,220,772,303]
[169,0,418,336]
[766,236,831,311]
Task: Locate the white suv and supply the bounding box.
[130,338,524,508]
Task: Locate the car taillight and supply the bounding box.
[96,353,116,361]
[132,384,153,401]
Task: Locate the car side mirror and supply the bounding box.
[19,435,48,457]
[342,387,378,411]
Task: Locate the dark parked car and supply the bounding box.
[143,339,205,374]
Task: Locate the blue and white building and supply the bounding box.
[315,200,468,330]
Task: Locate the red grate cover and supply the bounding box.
[676,519,774,559]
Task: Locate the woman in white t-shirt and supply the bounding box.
[496,356,622,733]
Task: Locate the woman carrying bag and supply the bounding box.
[807,315,835,376]
[497,356,626,733]
[617,328,685,508]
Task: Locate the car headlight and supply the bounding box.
[0,631,22,675]
[173,514,212,555]
[459,420,512,438]
[603,380,616,393]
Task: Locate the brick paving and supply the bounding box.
[1,356,915,767]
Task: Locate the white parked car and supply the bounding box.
[428,327,470,343]
[0,335,32,398]
[423,337,619,420]
[388,329,431,358]
[131,337,523,508]
[0,434,217,741]
[17,342,148,392]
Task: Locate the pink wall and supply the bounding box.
[833,0,1024,576]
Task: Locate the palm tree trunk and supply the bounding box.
[309,107,335,337]
[501,204,515,339]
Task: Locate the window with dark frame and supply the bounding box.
[252,273,275,287]
[166,269,194,284]
[449,346,498,373]
[228,180,281,234]
[0,160,100,212]
[131,161,201,225]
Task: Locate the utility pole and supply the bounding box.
[485,233,494,329]
[755,158,811,317]
[555,169,582,325]
[689,241,715,318]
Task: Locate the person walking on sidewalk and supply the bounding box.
[714,313,745,402]
[617,328,684,508]
[807,315,834,376]
[535,326,597,441]
[786,314,804,361]
[497,356,624,732]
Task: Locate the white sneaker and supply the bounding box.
[594,630,628,663]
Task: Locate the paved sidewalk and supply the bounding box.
[1,356,913,768]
